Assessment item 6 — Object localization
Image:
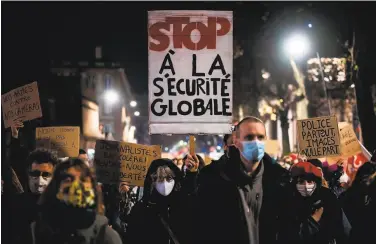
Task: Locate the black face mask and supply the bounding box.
[48,200,96,230]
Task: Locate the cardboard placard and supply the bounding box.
[148,10,233,134]
[264,140,280,157]
[2,81,42,128]
[297,116,341,159]
[94,140,161,186]
[339,124,362,157]
[36,126,80,157]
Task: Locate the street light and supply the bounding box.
[134,111,140,116]
[130,101,137,107]
[104,90,119,105]
[284,34,310,59]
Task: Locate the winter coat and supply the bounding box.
[193,146,290,244]
[340,182,376,244]
[278,184,350,244]
[125,159,191,244]
[30,213,122,244]
[9,192,40,244]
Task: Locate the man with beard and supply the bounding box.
[10,148,58,244]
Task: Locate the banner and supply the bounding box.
[94,140,161,186]
[264,140,280,157]
[36,126,80,157]
[297,116,341,159]
[339,124,362,157]
[2,81,42,128]
[148,10,233,134]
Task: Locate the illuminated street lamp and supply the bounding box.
[104,90,119,105]
[130,101,137,107]
[284,33,310,59]
[134,111,140,116]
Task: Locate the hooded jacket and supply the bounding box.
[125,159,190,244]
[278,162,350,244]
[193,146,290,244]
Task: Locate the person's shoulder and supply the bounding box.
[103,225,123,244]
[320,186,340,203]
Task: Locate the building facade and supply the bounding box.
[49,47,137,159]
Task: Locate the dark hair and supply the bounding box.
[38,158,102,212]
[79,149,87,155]
[352,162,376,187]
[26,149,58,169]
[223,134,231,145]
[235,116,265,137]
[151,165,175,182]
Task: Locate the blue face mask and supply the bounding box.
[240,140,265,162]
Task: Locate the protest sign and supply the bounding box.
[2,81,42,128]
[339,124,362,157]
[148,10,233,134]
[94,140,161,186]
[264,140,280,157]
[297,116,341,159]
[36,126,80,157]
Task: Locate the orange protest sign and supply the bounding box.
[264,140,280,157]
[339,124,362,157]
[297,116,341,159]
[2,82,42,128]
[36,126,80,157]
[94,140,161,186]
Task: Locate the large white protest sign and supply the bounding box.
[148,10,233,134]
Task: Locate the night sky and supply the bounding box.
[2,2,376,95]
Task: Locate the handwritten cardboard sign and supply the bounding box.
[297,116,341,159]
[264,140,280,157]
[2,81,42,128]
[36,126,80,157]
[148,10,233,134]
[339,124,362,157]
[94,140,161,186]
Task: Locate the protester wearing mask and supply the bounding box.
[188,116,290,244]
[126,159,190,244]
[10,149,58,244]
[340,162,376,244]
[30,158,122,244]
[278,161,350,244]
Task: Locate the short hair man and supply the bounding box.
[27,149,58,194]
[188,116,289,244]
[11,149,58,244]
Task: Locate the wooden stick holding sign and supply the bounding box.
[187,135,199,172]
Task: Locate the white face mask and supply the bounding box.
[29,176,51,194]
[296,182,316,197]
[155,179,175,196]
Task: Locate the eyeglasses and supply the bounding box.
[28,170,52,179]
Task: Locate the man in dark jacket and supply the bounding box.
[186,116,290,244]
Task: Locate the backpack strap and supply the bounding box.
[159,215,180,244]
[96,224,107,244]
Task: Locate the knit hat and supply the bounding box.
[291,161,322,179]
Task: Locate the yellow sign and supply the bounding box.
[36,126,80,157]
[339,124,361,157]
[264,140,280,157]
[2,82,42,128]
[297,116,341,159]
[94,140,161,186]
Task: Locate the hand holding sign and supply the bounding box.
[185,154,199,173]
[11,120,24,139]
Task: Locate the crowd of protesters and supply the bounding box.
[2,116,376,244]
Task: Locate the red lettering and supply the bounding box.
[148,16,231,51]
